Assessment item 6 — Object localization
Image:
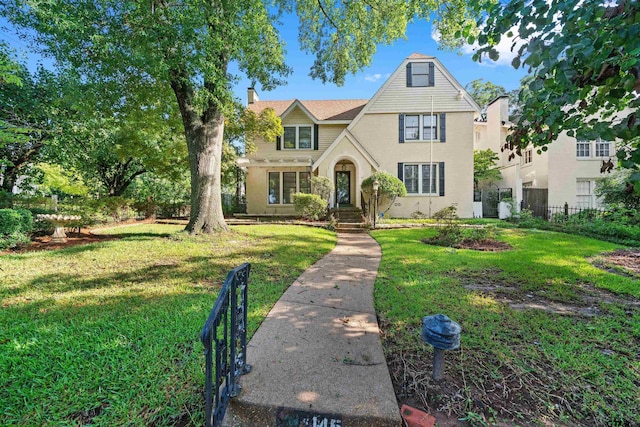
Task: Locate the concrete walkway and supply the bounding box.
[224,233,401,427]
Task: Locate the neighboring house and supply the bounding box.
[475,96,615,215]
[239,53,481,218]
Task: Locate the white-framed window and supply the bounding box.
[576,141,590,158]
[521,149,533,165]
[409,62,429,87]
[404,114,437,141]
[576,178,603,208]
[595,138,613,158]
[403,163,438,195]
[576,138,614,159]
[576,179,593,208]
[282,125,313,150]
[268,171,311,204]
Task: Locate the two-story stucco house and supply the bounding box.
[239,53,481,218]
[475,96,616,216]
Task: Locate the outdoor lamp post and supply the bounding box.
[373,179,379,229]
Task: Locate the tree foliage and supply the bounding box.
[474,149,502,189]
[311,176,334,203]
[595,169,640,210]
[47,80,188,197]
[0,52,62,192]
[465,78,508,111]
[472,0,640,175]
[2,0,479,233]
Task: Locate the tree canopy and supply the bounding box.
[471,0,640,178]
[0,50,63,193]
[465,79,508,111]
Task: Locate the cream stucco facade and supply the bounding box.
[475,96,615,212]
[241,54,481,218]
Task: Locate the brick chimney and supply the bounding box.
[247,87,259,104]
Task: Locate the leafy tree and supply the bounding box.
[37,163,88,197]
[0,55,62,193]
[471,0,640,177]
[474,149,501,190]
[361,171,407,220]
[2,0,478,233]
[595,169,640,210]
[311,176,334,203]
[465,79,508,111]
[222,105,281,200]
[47,80,188,197]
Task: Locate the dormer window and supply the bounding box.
[406,62,435,87]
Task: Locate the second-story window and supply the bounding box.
[283,125,313,150]
[595,138,612,157]
[521,149,533,165]
[404,114,437,141]
[576,141,590,158]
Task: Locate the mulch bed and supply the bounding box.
[455,238,512,251]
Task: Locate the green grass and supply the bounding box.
[0,224,336,426]
[372,227,640,426]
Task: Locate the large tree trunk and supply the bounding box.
[170,60,229,234]
[184,112,229,233]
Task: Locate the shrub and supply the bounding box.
[293,193,327,220]
[28,207,56,235]
[426,205,463,247]
[462,225,498,242]
[311,176,333,202]
[0,208,33,249]
[361,171,407,222]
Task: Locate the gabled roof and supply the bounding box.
[248,99,368,122]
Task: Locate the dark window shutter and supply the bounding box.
[276,136,281,150]
[398,163,404,182]
[439,162,445,196]
[440,113,446,142]
[399,114,405,143]
[313,124,319,150]
[428,62,435,86]
[406,63,412,87]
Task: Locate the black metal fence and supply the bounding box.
[200,263,252,427]
[547,203,610,221]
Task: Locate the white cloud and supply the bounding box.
[364,73,390,82]
[431,19,524,67]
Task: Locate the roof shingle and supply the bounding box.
[248,99,368,121]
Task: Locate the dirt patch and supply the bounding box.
[67,402,110,425]
[591,249,640,278]
[455,239,512,252]
[382,326,559,427]
[422,238,513,252]
[458,270,640,318]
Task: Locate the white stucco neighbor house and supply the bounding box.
[475,96,618,216]
[238,53,482,218]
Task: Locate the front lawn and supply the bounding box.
[373,227,640,426]
[0,224,336,426]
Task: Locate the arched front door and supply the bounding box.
[334,160,355,207]
[335,170,351,206]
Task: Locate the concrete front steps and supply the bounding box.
[333,207,368,234]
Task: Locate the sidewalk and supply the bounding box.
[223,233,401,427]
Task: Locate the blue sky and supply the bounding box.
[1,14,527,103]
